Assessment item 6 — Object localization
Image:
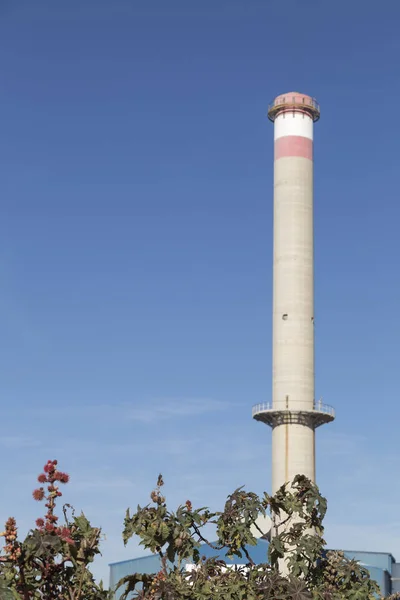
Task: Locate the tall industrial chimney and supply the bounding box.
[253,93,335,495]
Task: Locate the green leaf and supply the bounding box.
[0,581,15,600]
[115,573,154,600]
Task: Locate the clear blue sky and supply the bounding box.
[1,0,400,583]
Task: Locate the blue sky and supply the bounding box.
[1,0,400,584]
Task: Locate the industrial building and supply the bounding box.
[109,93,396,596]
[109,543,400,598]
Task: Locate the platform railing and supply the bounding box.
[252,401,335,419]
[267,95,320,122]
[268,95,320,113]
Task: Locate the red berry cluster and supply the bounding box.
[32,460,74,545]
[150,570,167,595]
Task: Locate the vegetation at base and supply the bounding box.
[0,460,109,600]
[0,459,398,599]
[119,474,399,600]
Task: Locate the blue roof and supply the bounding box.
[109,538,270,567]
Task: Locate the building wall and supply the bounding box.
[366,566,391,597]
[391,562,400,594]
[334,550,397,597]
[109,556,161,600]
[340,550,394,574]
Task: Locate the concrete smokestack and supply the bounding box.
[253,93,335,494]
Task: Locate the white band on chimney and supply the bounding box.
[274,112,313,141]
